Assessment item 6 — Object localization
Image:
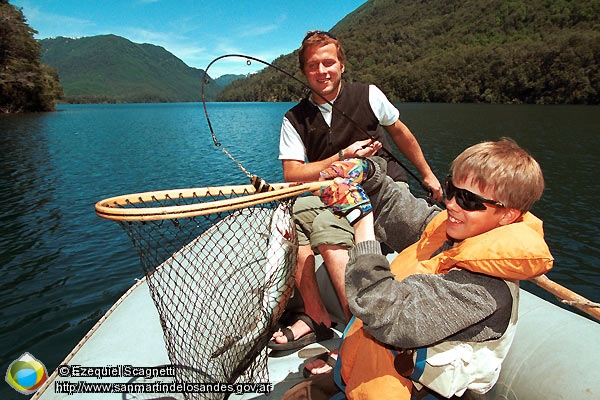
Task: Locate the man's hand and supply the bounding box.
[319,178,372,226]
[343,139,382,158]
[320,158,372,184]
[422,174,443,203]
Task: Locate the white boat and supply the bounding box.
[32,250,600,400]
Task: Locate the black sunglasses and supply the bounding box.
[303,30,337,43]
[445,175,505,211]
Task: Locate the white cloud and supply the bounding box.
[238,23,278,38]
[120,27,183,46]
[18,5,96,38]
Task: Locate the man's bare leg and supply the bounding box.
[272,244,331,344]
[319,244,351,322]
[304,244,350,375]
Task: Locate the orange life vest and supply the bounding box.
[338,210,553,399]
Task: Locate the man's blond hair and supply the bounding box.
[298,30,345,72]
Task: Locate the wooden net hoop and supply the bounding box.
[95,181,323,221]
[94,182,321,399]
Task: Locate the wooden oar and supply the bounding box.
[529,274,600,321]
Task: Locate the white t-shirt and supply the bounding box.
[278,85,400,162]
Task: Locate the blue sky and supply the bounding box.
[12,0,367,78]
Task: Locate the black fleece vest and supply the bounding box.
[285,82,406,182]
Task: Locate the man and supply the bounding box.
[270,30,442,371]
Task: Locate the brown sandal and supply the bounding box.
[268,313,333,351]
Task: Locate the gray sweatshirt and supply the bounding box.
[346,157,512,349]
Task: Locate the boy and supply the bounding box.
[283,138,553,399]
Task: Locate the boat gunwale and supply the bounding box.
[31,276,149,399]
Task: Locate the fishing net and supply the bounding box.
[95,182,319,399]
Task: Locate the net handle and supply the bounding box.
[95,181,326,221]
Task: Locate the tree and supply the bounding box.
[0,0,63,112]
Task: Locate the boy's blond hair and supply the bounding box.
[451,138,545,213]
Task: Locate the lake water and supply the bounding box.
[1,102,598,398]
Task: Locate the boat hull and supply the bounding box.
[34,259,599,399]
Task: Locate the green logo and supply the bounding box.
[5,353,48,395]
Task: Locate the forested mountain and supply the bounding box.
[0,0,62,112]
[218,0,600,104]
[40,35,221,103]
[215,74,246,87]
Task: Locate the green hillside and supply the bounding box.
[40,35,221,103]
[218,0,600,104]
[215,74,246,87]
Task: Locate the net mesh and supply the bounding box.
[106,186,298,399]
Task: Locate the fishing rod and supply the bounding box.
[200,54,434,198]
[198,55,600,323]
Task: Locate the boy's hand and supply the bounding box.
[320,158,371,184]
[319,178,372,226]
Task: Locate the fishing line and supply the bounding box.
[201,54,432,197]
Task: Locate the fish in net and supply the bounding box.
[94,182,320,399]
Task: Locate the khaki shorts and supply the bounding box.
[293,195,354,250]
